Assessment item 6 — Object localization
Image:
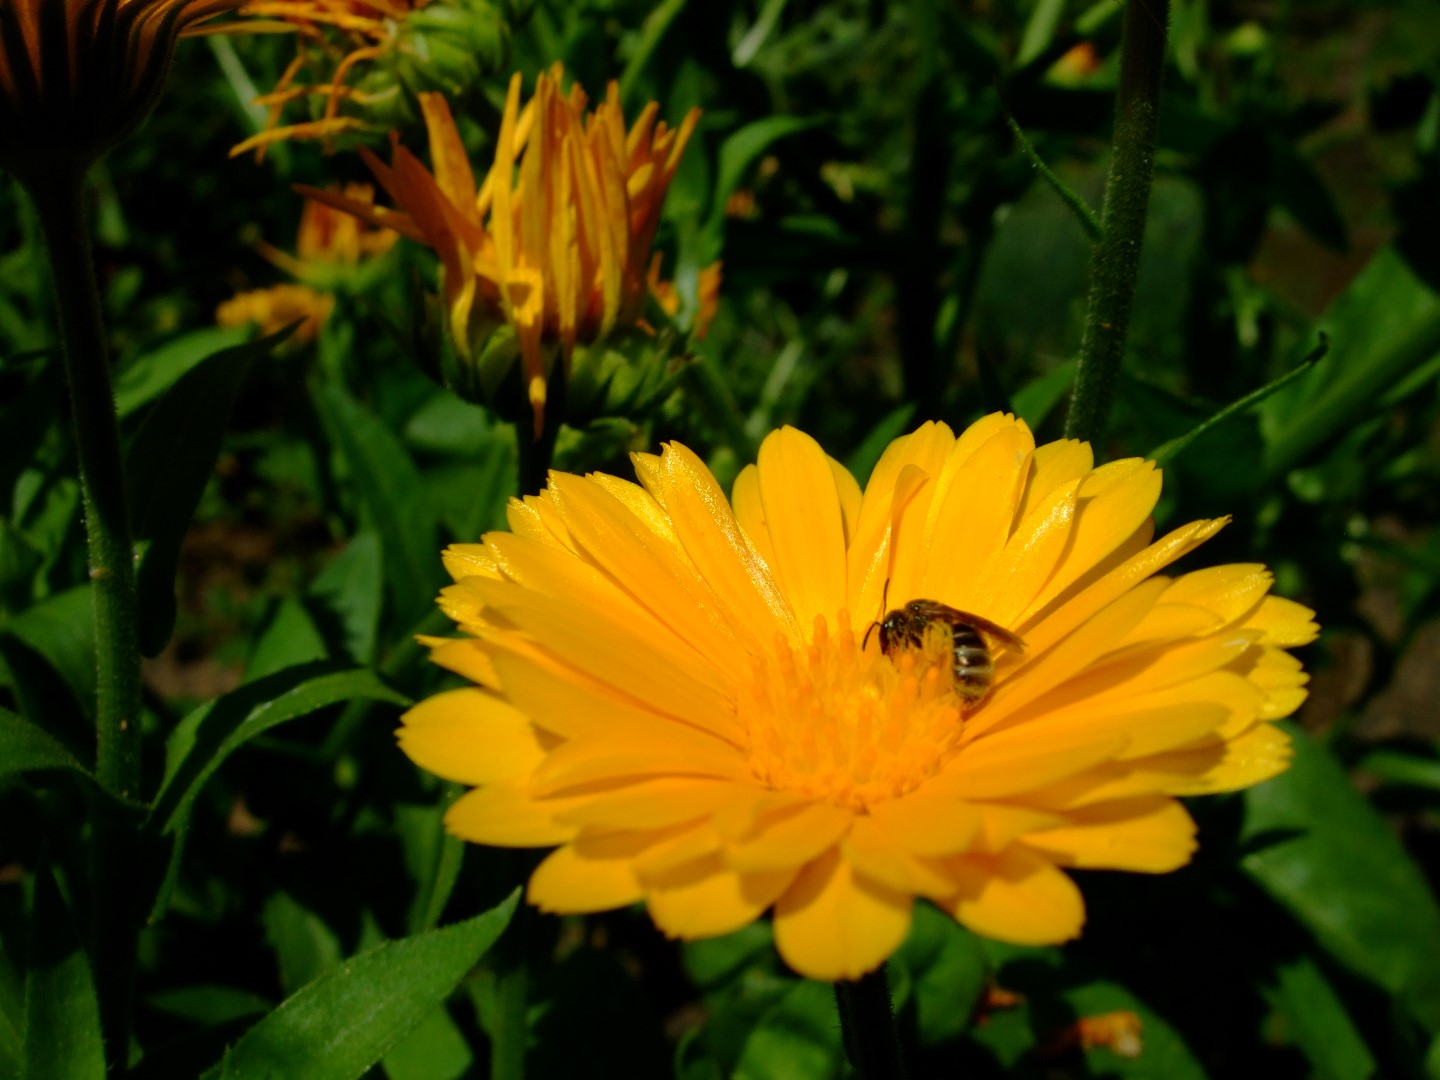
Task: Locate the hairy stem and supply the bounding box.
[27,169,142,1075]
[1064,0,1171,444]
[834,966,908,1080]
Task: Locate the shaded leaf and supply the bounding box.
[894,902,986,1048]
[733,979,843,1080]
[0,704,86,780]
[113,326,249,419]
[1263,955,1376,1080]
[22,869,106,1080]
[125,327,291,655]
[199,892,518,1080]
[1242,723,1440,1032]
[151,663,409,837]
[312,383,439,629]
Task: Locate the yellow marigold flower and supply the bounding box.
[216,281,333,341]
[304,64,699,432]
[399,414,1316,981]
[0,0,235,183]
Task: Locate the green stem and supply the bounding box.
[25,169,143,1075]
[1063,0,1171,445]
[834,966,908,1080]
[516,363,567,495]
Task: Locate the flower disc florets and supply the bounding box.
[399,414,1317,980]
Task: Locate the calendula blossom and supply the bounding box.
[0,0,234,183]
[400,414,1315,980]
[304,64,701,433]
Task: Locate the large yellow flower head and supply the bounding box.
[400,414,1316,981]
[0,0,235,184]
[305,64,700,433]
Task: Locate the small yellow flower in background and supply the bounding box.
[399,413,1316,981]
[305,64,701,433]
[217,282,333,341]
[0,0,235,184]
[216,184,395,340]
[649,259,723,341]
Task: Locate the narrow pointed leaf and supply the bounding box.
[22,870,106,1080]
[199,893,518,1080]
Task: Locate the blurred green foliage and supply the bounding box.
[5,0,1440,1077]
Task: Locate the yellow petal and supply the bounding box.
[1162,564,1273,625]
[552,778,760,829]
[645,854,797,939]
[642,443,799,646]
[867,794,981,855]
[840,816,958,896]
[1024,797,1197,871]
[773,847,913,980]
[724,801,855,872]
[937,847,1085,946]
[396,689,543,785]
[756,427,850,631]
[1243,596,1319,647]
[527,833,660,913]
[1016,438,1093,522]
[920,423,1034,605]
[445,782,580,847]
[730,463,777,569]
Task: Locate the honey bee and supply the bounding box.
[864,594,1024,706]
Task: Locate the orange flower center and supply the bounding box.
[740,614,964,811]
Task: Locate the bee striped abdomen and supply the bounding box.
[948,624,995,704]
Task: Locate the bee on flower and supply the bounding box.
[398,413,1316,981]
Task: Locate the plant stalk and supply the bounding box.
[1063,0,1171,445]
[26,169,143,1075]
[834,966,908,1080]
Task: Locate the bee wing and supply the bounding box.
[907,600,1026,652]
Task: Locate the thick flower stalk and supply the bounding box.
[217,183,396,340]
[0,0,235,184]
[305,64,701,433]
[400,413,1316,980]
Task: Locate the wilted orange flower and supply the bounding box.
[217,183,394,339]
[305,64,700,432]
[398,413,1315,981]
[218,0,426,157]
[0,0,235,183]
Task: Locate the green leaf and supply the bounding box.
[1261,247,1440,476]
[113,326,249,419]
[151,663,409,838]
[381,1004,473,1080]
[125,327,291,655]
[1148,334,1328,464]
[733,979,843,1080]
[312,384,440,629]
[0,704,86,780]
[1011,360,1076,432]
[308,532,383,665]
[1,586,95,719]
[1359,747,1440,795]
[199,892,518,1080]
[245,598,328,683]
[1263,955,1376,1080]
[22,869,106,1080]
[1242,723,1440,1033]
[263,893,343,996]
[703,116,822,257]
[617,0,689,106]
[894,902,986,1047]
